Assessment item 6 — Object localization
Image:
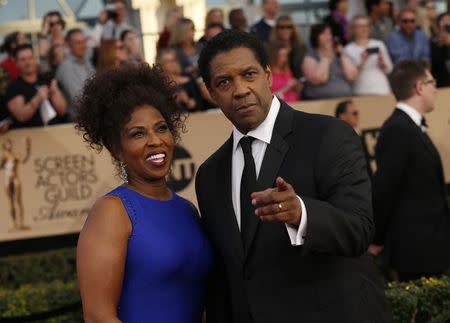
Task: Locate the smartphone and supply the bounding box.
[366,47,380,55]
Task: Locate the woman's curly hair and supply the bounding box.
[74,63,186,157]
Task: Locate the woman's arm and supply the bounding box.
[77,195,132,323]
[48,80,67,116]
[340,54,358,81]
[379,43,393,74]
[301,55,331,85]
[38,17,50,59]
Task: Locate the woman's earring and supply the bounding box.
[119,161,128,183]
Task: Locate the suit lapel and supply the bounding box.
[217,137,245,263]
[395,109,445,187]
[243,102,293,258]
[395,109,438,157]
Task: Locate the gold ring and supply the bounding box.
[278,203,283,211]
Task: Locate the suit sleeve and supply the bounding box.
[195,165,233,323]
[301,121,374,257]
[372,124,409,244]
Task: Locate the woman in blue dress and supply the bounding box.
[75,63,213,323]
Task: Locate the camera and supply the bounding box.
[105,3,118,21]
[366,47,380,55]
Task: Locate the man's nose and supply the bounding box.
[233,79,250,98]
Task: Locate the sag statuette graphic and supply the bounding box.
[0,137,31,231]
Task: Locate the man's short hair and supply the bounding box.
[397,8,416,19]
[12,44,33,58]
[198,29,268,87]
[389,60,429,101]
[65,28,83,43]
[229,8,243,23]
[365,0,381,14]
[335,100,352,118]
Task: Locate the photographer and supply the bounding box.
[38,11,66,72]
[344,15,392,96]
[301,23,357,100]
[5,44,67,129]
[101,0,134,40]
[431,12,450,87]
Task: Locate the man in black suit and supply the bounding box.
[196,30,391,323]
[370,60,450,282]
[249,0,279,42]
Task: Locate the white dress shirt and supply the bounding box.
[231,96,307,245]
[397,102,424,131]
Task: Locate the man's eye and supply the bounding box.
[245,71,256,77]
[218,79,230,87]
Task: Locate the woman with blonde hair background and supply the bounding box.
[199,8,224,43]
[269,15,307,80]
[169,18,203,78]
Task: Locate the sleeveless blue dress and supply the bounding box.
[107,186,213,323]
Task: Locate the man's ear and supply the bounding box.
[415,79,424,96]
[265,65,272,88]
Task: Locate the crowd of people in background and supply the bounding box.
[1,0,450,133]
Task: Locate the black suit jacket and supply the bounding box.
[249,19,272,43]
[196,102,391,323]
[373,108,450,273]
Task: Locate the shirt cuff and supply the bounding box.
[285,195,307,246]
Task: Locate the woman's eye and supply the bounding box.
[157,124,169,132]
[131,131,144,138]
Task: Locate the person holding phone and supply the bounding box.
[301,23,357,100]
[344,15,392,96]
[98,0,134,41]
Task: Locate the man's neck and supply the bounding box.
[71,54,85,63]
[401,29,414,40]
[399,98,425,116]
[264,13,276,21]
[22,73,38,84]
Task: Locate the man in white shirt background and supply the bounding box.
[371,60,450,282]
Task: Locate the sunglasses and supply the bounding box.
[422,78,437,86]
[49,20,62,28]
[401,18,415,24]
[276,25,293,30]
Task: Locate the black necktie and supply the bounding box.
[420,117,428,133]
[421,117,428,128]
[240,136,256,248]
